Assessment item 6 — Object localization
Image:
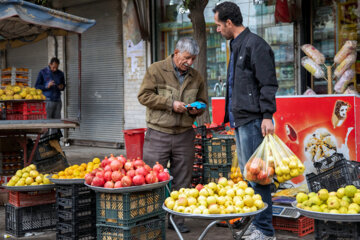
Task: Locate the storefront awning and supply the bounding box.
[0,0,96,49]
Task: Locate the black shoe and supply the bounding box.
[168,223,190,233]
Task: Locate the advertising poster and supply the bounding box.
[273,95,360,187]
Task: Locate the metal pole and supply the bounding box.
[78,34,82,120]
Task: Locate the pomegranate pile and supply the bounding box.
[85,155,170,188]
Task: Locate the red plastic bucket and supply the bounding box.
[123,128,147,160]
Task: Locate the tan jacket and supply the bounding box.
[138,55,207,134]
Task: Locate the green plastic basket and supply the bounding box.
[204,138,235,165]
[96,186,165,226]
[96,214,165,240]
[203,164,231,184]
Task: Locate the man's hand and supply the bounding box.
[188,108,202,115]
[173,101,187,113]
[47,80,55,88]
[261,119,274,136]
[57,84,64,90]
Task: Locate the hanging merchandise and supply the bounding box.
[301,57,325,79]
[334,69,355,93]
[301,44,325,65]
[275,0,291,23]
[334,40,357,64]
[334,53,357,78]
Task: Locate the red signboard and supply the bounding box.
[212,95,360,187]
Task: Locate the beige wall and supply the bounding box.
[122,0,147,130]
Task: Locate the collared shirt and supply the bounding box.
[228,31,245,128]
[172,57,187,85]
[35,66,65,102]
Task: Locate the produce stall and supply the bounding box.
[0,0,95,180]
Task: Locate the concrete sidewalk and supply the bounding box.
[0,145,315,239]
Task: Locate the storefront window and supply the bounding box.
[153,0,296,116]
[312,0,359,94]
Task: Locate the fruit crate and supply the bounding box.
[5,203,57,237]
[56,233,95,240]
[57,217,96,237]
[191,177,202,187]
[272,216,314,237]
[306,159,360,192]
[5,101,46,120]
[204,138,235,165]
[0,152,23,175]
[195,125,225,139]
[56,184,94,198]
[96,186,165,226]
[9,189,56,207]
[315,220,360,240]
[57,204,96,222]
[57,193,95,210]
[97,214,165,240]
[313,153,346,173]
[34,153,69,173]
[203,164,231,184]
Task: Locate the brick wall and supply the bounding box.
[122,0,147,130]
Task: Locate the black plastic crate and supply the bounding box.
[40,131,63,143]
[96,186,165,226]
[204,138,235,165]
[57,232,95,240]
[34,153,69,173]
[57,204,96,222]
[315,220,360,240]
[57,218,96,236]
[306,159,360,192]
[313,153,346,173]
[5,203,57,237]
[97,214,165,240]
[195,125,225,139]
[57,193,95,209]
[203,164,231,184]
[56,184,94,198]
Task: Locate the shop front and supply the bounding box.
[152,0,360,181]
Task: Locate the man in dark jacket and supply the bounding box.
[213,2,278,240]
[35,57,65,135]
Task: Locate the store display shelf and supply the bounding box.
[276,61,294,65]
[270,42,293,46]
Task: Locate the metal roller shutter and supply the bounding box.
[65,0,124,145]
[6,39,48,87]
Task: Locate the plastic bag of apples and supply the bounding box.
[244,134,305,185]
[244,135,274,185]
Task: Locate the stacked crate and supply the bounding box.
[5,190,57,237]
[96,186,166,240]
[0,151,23,177]
[0,137,23,187]
[56,184,96,240]
[306,156,360,240]
[192,127,205,187]
[203,138,236,184]
[191,125,226,187]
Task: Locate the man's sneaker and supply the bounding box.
[239,223,257,236]
[246,229,276,240]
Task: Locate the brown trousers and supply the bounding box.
[143,128,195,224]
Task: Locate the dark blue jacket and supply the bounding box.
[224,28,278,127]
[35,66,65,102]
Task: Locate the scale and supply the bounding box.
[272,196,300,219]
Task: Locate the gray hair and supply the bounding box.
[175,37,200,56]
